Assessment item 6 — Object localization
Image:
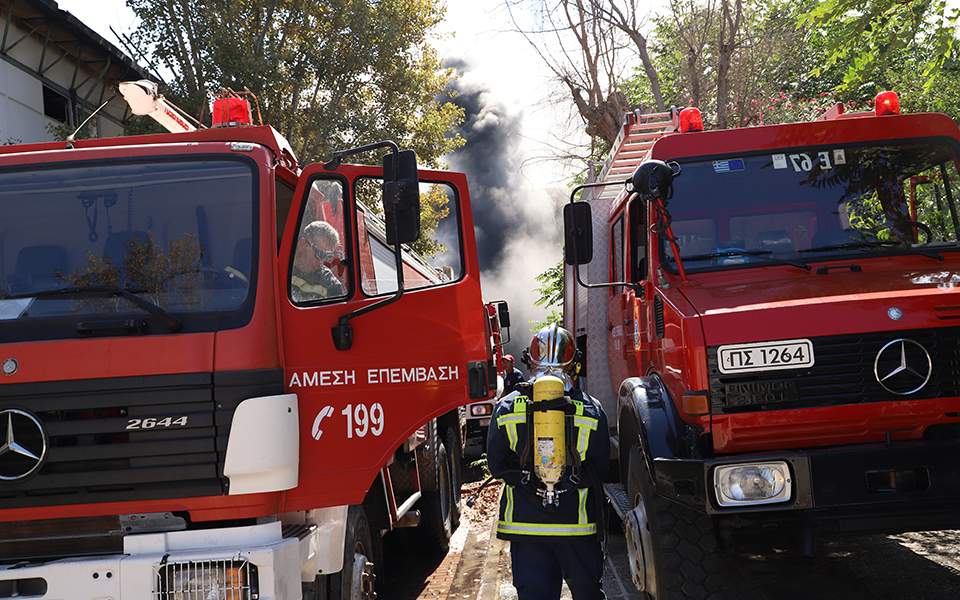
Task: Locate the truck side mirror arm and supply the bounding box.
[324,140,416,351]
[565,181,643,293]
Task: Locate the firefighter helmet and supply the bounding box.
[528,324,576,372]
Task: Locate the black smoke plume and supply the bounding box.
[444,59,564,358]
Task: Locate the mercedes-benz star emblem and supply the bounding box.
[0,409,46,481]
[887,307,903,321]
[874,339,932,396]
[1,358,16,376]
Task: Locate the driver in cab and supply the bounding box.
[291,220,347,302]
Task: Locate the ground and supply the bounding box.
[383,478,960,600]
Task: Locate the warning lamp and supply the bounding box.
[678,107,704,133]
[875,91,900,116]
[212,96,253,127]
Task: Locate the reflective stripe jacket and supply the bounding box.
[487,386,610,540]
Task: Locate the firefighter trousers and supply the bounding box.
[509,537,605,600]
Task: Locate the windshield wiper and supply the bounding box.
[799,240,944,261]
[680,250,810,271]
[799,241,899,254]
[1,286,182,332]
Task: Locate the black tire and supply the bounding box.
[627,445,745,600]
[417,422,454,551]
[315,505,378,600]
[443,426,463,531]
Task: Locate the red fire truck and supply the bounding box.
[0,84,500,599]
[564,94,960,599]
[464,301,510,457]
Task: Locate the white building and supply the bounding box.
[0,0,147,145]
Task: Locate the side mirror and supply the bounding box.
[497,301,511,329]
[563,202,593,265]
[382,149,421,245]
[632,160,680,201]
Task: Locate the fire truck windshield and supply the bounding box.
[660,139,960,273]
[0,158,256,340]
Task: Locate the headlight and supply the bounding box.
[156,559,257,600]
[470,403,492,417]
[713,461,791,507]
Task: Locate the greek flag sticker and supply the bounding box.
[713,158,745,173]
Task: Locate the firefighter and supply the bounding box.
[502,353,526,395]
[291,220,347,302]
[487,324,610,600]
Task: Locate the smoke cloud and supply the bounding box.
[445,60,565,357]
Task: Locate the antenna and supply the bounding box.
[66,95,116,148]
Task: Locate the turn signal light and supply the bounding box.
[875,91,901,116]
[681,392,710,416]
[678,107,704,133]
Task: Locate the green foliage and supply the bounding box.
[620,0,960,128]
[532,261,563,331]
[800,0,959,93]
[126,0,464,167]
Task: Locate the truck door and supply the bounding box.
[278,164,488,510]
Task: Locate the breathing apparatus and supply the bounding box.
[525,324,584,507]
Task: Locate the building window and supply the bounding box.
[42,85,69,123]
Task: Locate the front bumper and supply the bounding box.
[654,439,960,536]
[0,522,303,600]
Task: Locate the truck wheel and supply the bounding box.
[417,425,454,551]
[627,446,743,600]
[444,426,463,530]
[323,505,378,600]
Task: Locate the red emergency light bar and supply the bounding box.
[212,97,253,127]
[678,107,704,132]
[875,91,901,116]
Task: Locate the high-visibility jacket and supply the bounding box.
[487,385,610,540]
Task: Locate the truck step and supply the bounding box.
[604,483,632,520]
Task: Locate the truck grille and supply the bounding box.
[708,327,960,413]
[0,370,282,509]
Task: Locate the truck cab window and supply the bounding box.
[354,178,463,296]
[276,180,295,250]
[0,159,256,341]
[661,140,960,272]
[612,215,624,282]
[289,179,350,304]
[629,200,646,281]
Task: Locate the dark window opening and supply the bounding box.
[276,180,295,250]
[629,199,647,281]
[612,215,625,282]
[42,86,69,124]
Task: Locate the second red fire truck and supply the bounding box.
[565,94,960,599]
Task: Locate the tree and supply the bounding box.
[125,0,464,166]
[800,0,959,93]
[532,261,563,331]
[505,1,668,149]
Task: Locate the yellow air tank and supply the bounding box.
[532,374,566,504]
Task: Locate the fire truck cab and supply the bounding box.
[0,90,495,599]
[565,96,960,599]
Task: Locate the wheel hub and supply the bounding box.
[349,552,377,600]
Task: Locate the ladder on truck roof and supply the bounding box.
[566,108,676,431]
[592,109,676,203]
